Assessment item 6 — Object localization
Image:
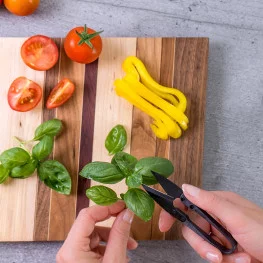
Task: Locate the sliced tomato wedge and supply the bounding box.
[21,35,59,71]
[8,77,42,112]
[46,78,75,109]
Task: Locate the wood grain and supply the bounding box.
[76,60,99,215]
[166,38,209,240]
[91,38,136,228]
[48,40,85,240]
[130,38,162,240]
[34,38,62,241]
[151,38,176,240]
[0,38,45,241]
[0,37,209,241]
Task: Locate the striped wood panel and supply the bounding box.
[0,37,209,241]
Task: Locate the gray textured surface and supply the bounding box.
[0,0,263,262]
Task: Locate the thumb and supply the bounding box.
[182,184,246,230]
[103,209,134,263]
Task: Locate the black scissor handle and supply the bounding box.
[180,193,238,255]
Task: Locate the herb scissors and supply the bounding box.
[142,171,238,255]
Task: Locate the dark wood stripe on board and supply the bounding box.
[33,38,61,241]
[48,40,85,240]
[166,38,209,240]
[76,60,98,215]
[130,38,162,240]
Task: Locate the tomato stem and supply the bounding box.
[75,24,103,49]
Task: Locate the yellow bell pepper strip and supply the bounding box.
[124,74,189,131]
[115,79,182,139]
[122,56,187,112]
[114,56,189,140]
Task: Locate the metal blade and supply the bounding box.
[142,184,175,215]
[151,171,183,199]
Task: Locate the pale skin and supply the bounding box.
[56,201,137,263]
[57,185,263,263]
[159,184,263,263]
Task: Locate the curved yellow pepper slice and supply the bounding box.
[114,56,189,140]
[123,56,187,112]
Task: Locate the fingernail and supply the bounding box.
[235,256,250,263]
[123,209,134,224]
[182,184,200,197]
[206,252,220,263]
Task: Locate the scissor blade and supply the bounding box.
[151,171,183,199]
[142,184,175,215]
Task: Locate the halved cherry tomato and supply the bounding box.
[46,78,75,109]
[64,25,103,64]
[4,0,39,16]
[8,77,42,112]
[21,35,58,71]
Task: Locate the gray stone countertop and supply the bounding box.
[0,0,263,262]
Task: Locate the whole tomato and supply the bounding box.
[64,25,103,64]
[4,0,39,16]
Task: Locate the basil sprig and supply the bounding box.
[0,119,71,195]
[80,124,174,221]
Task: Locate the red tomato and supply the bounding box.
[8,77,42,112]
[46,78,75,109]
[4,0,39,16]
[64,25,103,64]
[21,35,58,71]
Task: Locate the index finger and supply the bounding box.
[66,201,126,243]
[159,199,187,232]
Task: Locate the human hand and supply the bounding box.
[159,184,263,263]
[56,201,137,263]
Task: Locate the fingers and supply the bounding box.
[159,209,176,232]
[96,245,131,262]
[103,209,134,263]
[65,201,126,251]
[182,184,248,231]
[159,199,187,232]
[214,191,260,211]
[95,226,138,250]
[182,224,223,263]
[221,252,251,263]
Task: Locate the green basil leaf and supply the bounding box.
[124,188,154,222]
[0,147,30,169]
[134,157,174,185]
[0,164,10,184]
[33,119,62,141]
[126,173,142,188]
[86,186,118,206]
[10,158,37,179]
[80,162,125,184]
[37,160,71,195]
[111,152,137,177]
[32,136,54,161]
[105,125,127,155]
[120,193,125,200]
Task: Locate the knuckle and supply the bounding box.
[208,192,221,206]
[56,250,75,263]
[225,191,239,199]
[78,207,89,217]
[112,225,129,242]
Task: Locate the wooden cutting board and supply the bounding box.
[0,37,209,241]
